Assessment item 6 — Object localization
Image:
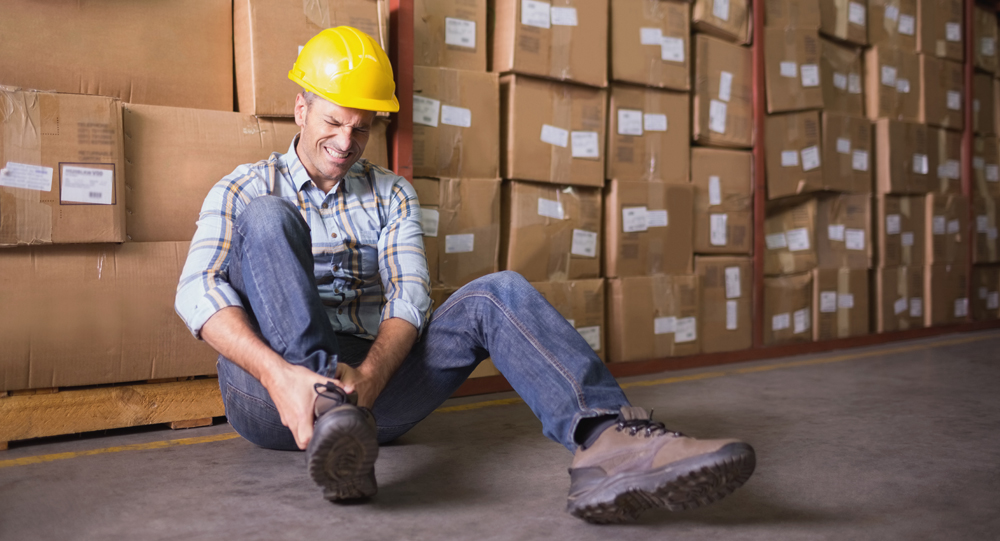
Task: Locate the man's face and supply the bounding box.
[294,92,376,187]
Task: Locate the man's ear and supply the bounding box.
[294,93,308,127]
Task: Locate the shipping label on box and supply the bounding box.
[972,193,1000,264]
[819,0,868,46]
[605,83,689,183]
[766,111,824,200]
[874,265,925,332]
[816,193,872,269]
[925,193,968,264]
[924,263,968,327]
[868,0,918,52]
[972,136,1000,201]
[865,46,920,123]
[610,0,691,90]
[530,279,606,360]
[974,4,998,74]
[764,197,818,275]
[414,0,488,71]
[812,268,869,340]
[930,127,963,195]
[692,0,751,45]
[607,274,700,363]
[822,112,872,194]
[765,28,823,113]
[604,180,693,278]
[763,271,814,346]
[693,34,753,148]
[820,37,865,117]
[919,56,964,131]
[696,255,752,353]
[692,148,753,254]
[876,195,926,266]
[916,0,963,62]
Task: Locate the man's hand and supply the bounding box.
[334,363,382,409]
[263,362,336,450]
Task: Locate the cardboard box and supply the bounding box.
[764,197,817,276]
[873,265,925,332]
[0,242,218,391]
[763,272,814,346]
[764,0,821,29]
[469,359,501,378]
[812,268,870,340]
[916,0,963,62]
[924,263,969,326]
[765,111,823,200]
[918,55,964,130]
[874,119,931,194]
[819,0,868,46]
[692,0,751,45]
[493,0,609,88]
[973,193,1000,263]
[414,0,488,71]
[430,286,458,311]
[816,193,873,269]
[875,194,926,266]
[974,73,996,136]
[610,0,691,91]
[499,75,607,187]
[973,136,1000,200]
[929,127,962,195]
[235,0,387,116]
[412,178,500,289]
[820,37,865,117]
[974,4,998,74]
[605,84,690,183]
[0,1,232,112]
[868,0,918,52]
[864,46,920,122]
[603,180,693,278]
[606,274,700,362]
[695,256,753,353]
[822,112,873,194]
[530,279,606,361]
[971,265,1000,321]
[691,148,753,255]
[925,193,968,264]
[0,89,125,247]
[413,67,500,179]
[693,34,754,149]
[500,180,601,281]
[764,28,823,114]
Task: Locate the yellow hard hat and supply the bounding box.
[289,26,400,113]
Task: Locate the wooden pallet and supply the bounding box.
[0,377,224,449]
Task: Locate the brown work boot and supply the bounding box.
[306,382,379,502]
[567,406,755,524]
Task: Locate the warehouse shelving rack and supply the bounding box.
[386,0,1000,397]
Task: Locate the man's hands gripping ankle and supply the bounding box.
[262,361,339,450]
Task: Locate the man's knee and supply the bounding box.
[469,270,532,295]
[236,196,308,246]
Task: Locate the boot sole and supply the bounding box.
[306,409,379,502]
[568,442,756,524]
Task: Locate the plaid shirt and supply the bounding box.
[175,137,431,340]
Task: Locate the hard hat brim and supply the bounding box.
[289,70,401,113]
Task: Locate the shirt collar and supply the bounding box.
[281,134,365,194]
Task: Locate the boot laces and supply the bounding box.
[314,381,348,402]
[615,410,684,438]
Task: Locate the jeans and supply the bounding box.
[217,196,629,452]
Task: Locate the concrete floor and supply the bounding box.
[2,331,1000,540]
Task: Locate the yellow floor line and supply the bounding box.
[2,331,996,469]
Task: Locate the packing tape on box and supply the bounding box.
[0,87,52,246]
[936,129,951,193]
[651,274,674,356]
[643,90,660,180]
[837,268,852,338]
[549,11,573,81]
[642,0,667,88]
[302,0,332,29]
[986,196,998,261]
[549,85,573,185]
[833,0,850,38]
[437,69,463,176]
[900,195,914,265]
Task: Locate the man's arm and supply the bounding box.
[335,317,418,408]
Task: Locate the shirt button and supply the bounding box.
[331,232,337,238]
[335,288,341,293]
[321,203,328,209]
[333,265,339,271]
[338,309,344,315]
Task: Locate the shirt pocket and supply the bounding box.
[344,229,381,280]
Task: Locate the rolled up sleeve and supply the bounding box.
[376,177,432,334]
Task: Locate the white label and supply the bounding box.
[881,65,897,87]
[845,229,866,250]
[786,228,811,252]
[772,312,791,331]
[577,326,601,351]
[420,208,439,237]
[617,109,644,136]
[781,150,800,167]
[714,0,731,21]
[977,215,989,232]
[885,5,900,22]
[726,300,738,330]
[913,154,929,175]
[989,292,999,309]
[0,162,54,192]
[724,266,741,299]
[440,105,472,128]
[820,291,838,313]
[955,298,969,317]
[654,316,676,334]
[894,297,908,315]
[710,214,728,246]
[540,124,569,147]
[828,224,846,241]
[765,232,788,249]
[709,100,728,133]
[909,297,923,318]
[674,317,697,343]
[983,37,996,57]
[898,14,915,36]
[444,18,476,48]
[975,99,982,113]
[622,207,649,233]
[837,138,852,154]
[643,113,667,132]
[943,160,961,179]
[833,72,848,90]
[571,229,598,257]
[848,2,866,26]
[780,61,798,78]
[412,95,441,127]
[550,6,578,26]
[800,64,820,87]
[537,197,565,220]
[660,37,685,63]
[988,165,1000,182]
[933,215,947,235]
[945,22,961,42]
[887,214,902,235]
[60,166,114,205]
[708,176,722,206]
[848,73,862,94]
[901,232,914,246]
[571,131,600,158]
[896,78,910,94]
[445,233,475,254]
[793,308,811,334]
[839,293,855,309]
[990,227,998,240]
[521,0,551,28]
[975,157,985,170]
[647,210,669,228]
[852,149,870,171]
[640,27,663,46]
[719,72,733,102]
[947,219,960,234]
[801,146,821,172]
[947,91,961,111]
